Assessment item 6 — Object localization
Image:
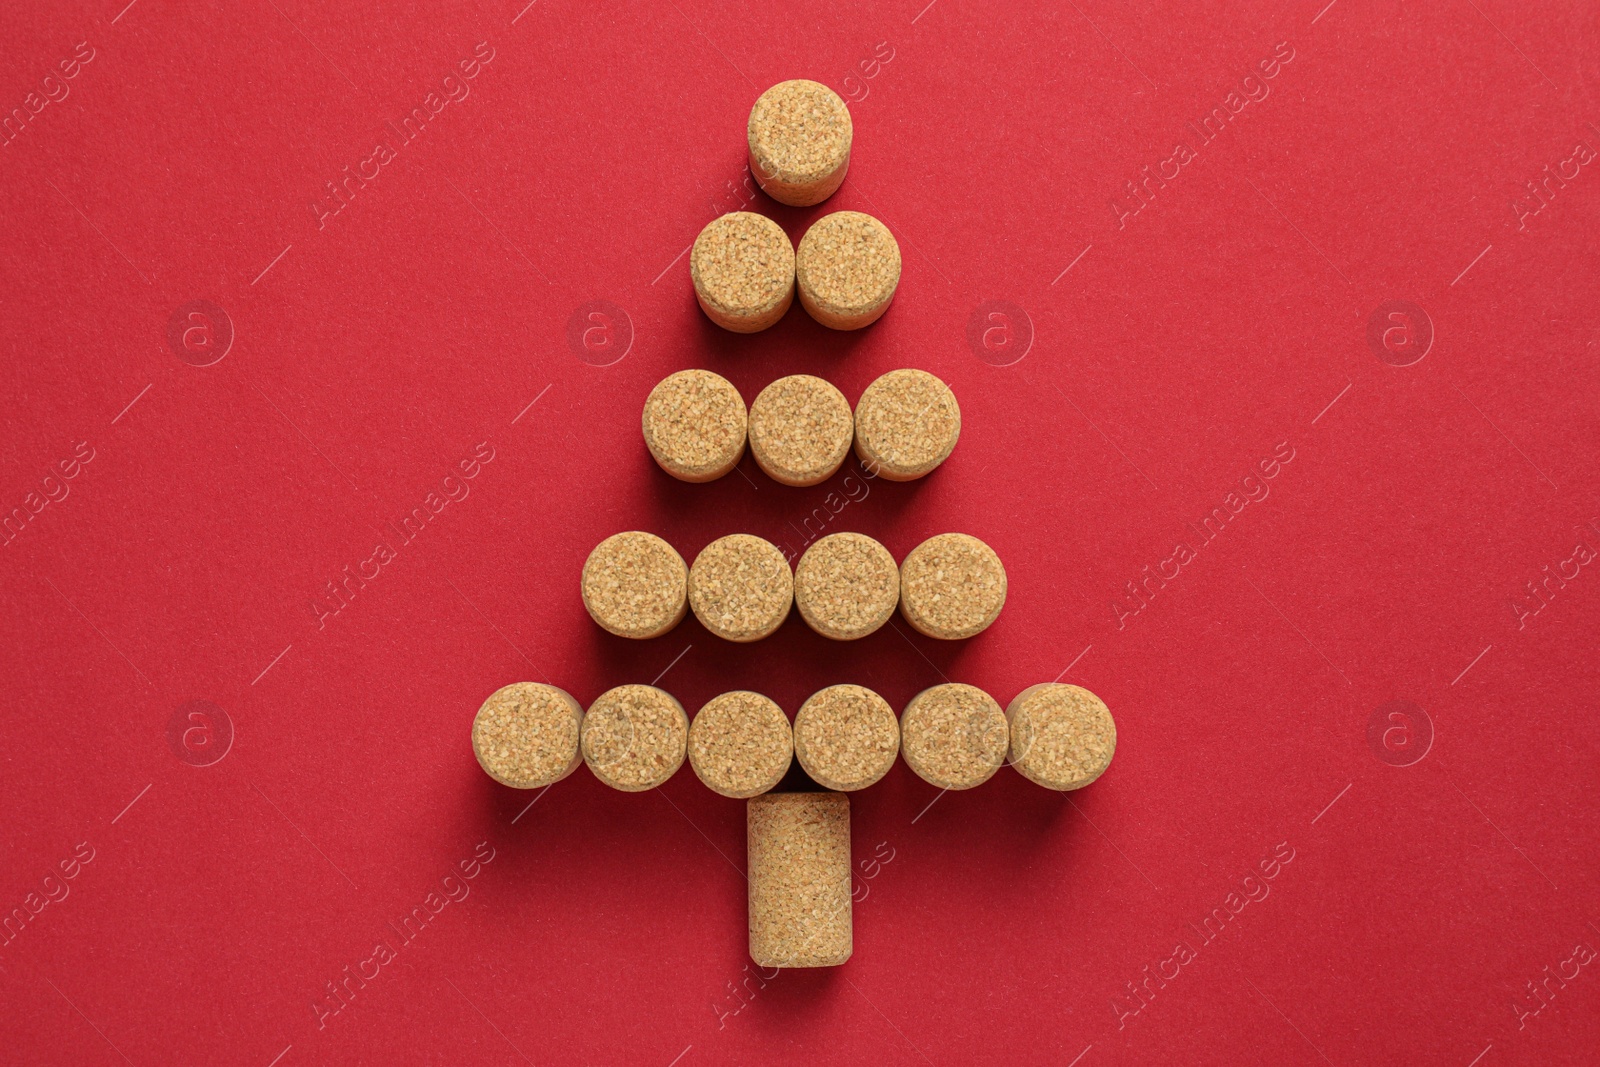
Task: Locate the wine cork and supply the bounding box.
[899,683,1008,791]
[793,684,899,791]
[642,370,748,483]
[796,211,901,330]
[581,684,689,791]
[581,532,688,640]
[853,369,961,481]
[748,792,852,968]
[899,533,1006,640]
[747,79,852,207]
[1006,683,1117,791]
[689,690,793,798]
[688,534,794,642]
[690,212,795,333]
[794,533,899,641]
[748,375,854,487]
[471,682,584,789]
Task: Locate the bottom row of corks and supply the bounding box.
[472,681,1116,966]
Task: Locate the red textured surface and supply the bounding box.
[3,1,1598,1064]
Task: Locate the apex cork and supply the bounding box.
[854,369,961,481]
[1006,683,1117,791]
[688,534,794,642]
[899,533,1007,640]
[472,682,585,789]
[796,211,901,330]
[747,80,853,207]
[689,690,793,798]
[582,684,689,791]
[748,792,852,968]
[748,374,854,487]
[793,684,899,791]
[900,683,1009,791]
[691,212,795,333]
[794,532,899,641]
[581,531,688,639]
[643,370,748,483]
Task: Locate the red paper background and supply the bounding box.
[3,1,1598,1064]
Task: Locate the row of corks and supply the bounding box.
[643,367,960,486]
[472,679,1115,796]
[581,530,1005,643]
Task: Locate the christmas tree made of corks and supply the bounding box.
[470,79,1117,969]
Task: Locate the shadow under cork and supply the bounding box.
[582,605,708,691]
[771,758,822,794]
[683,272,882,383]
[738,964,845,1029]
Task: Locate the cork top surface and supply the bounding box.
[793,684,899,791]
[688,534,794,642]
[900,683,1009,790]
[899,533,1007,640]
[581,531,688,639]
[582,684,688,791]
[690,212,795,319]
[643,370,747,481]
[747,80,853,186]
[471,683,583,789]
[748,375,854,485]
[794,533,899,641]
[854,369,962,479]
[689,690,793,798]
[796,211,901,316]
[1007,683,1117,791]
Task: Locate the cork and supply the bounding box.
[748,374,854,487]
[471,682,585,789]
[642,370,748,483]
[1006,683,1117,791]
[794,533,899,641]
[690,212,795,333]
[688,534,794,642]
[854,369,961,481]
[748,792,852,968]
[793,684,899,791]
[899,683,1009,790]
[581,532,688,640]
[747,80,852,207]
[689,690,793,798]
[796,211,901,330]
[582,684,689,791]
[899,533,1007,640]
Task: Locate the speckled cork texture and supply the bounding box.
[748,792,852,968]
[689,691,793,799]
[690,212,795,333]
[793,684,899,791]
[899,532,1007,640]
[688,534,794,642]
[581,531,688,639]
[748,374,854,487]
[796,211,901,330]
[643,370,747,483]
[854,369,961,481]
[794,533,899,641]
[471,682,585,789]
[747,79,852,207]
[900,683,1009,790]
[1006,683,1117,791]
[582,684,689,792]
